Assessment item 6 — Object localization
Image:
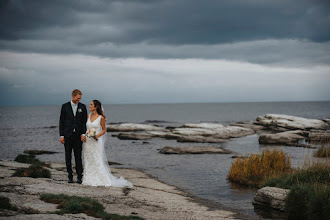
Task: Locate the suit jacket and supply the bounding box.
[59,102,87,138]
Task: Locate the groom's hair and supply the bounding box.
[72,89,82,96]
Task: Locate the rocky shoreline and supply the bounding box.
[0,159,240,220]
[108,114,330,149]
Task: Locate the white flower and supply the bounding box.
[78,108,82,113]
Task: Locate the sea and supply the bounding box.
[0,101,329,219]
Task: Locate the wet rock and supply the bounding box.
[323,118,330,124]
[117,133,153,140]
[256,114,327,130]
[107,123,165,132]
[176,135,227,143]
[159,146,232,154]
[258,130,314,148]
[173,124,255,139]
[253,187,289,211]
[230,121,268,133]
[23,150,58,155]
[182,123,225,129]
[146,131,181,139]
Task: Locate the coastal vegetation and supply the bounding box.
[227,150,291,187]
[12,163,51,178]
[14,154,48,167]
[13,154,51,178]
[314,145,330,158]
[0,196,17,211]
[40,194,144,220]
[263,163,330,220]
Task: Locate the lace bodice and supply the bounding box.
[86,114,102,135]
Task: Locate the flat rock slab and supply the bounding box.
[256,114,327,130]
[0,160,237,220]
[107,123,165,132]
[176,135,227,143]
[258,130,314,148]
[253,187,290,211]
[230,121,268,132]
[173,124,255,139]
[159,146,232,154]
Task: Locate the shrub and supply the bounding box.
[314,146,330,158]
[0,196,15,210]
[263,162,330,188]
[227,150,291,187]
[40,194,144,220]
[12,163,51,178]
[285,184,330,220]
[14,154,47,167]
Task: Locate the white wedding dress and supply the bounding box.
[82,114,133,187]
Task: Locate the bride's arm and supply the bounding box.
[95,116,106,139]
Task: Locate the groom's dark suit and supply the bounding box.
[59,101,87,180]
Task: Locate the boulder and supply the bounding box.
[159,146,232,154]
[256,114,327,130]
[146,131,182,139]
[258,130,314,148]
[230,121,268,133]
[253,187,290,211]
[107,123,166,132]
[176,135,227,143]
[173,124,255,139]
[182,123,225,129]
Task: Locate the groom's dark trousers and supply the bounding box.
[59,102,87,180]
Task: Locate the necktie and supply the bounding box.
[72,103,77,116]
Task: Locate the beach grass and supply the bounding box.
[263,162,330,219]
[314,145,330,158]
[263,162,330,188]
[227,149,291,188]
[285,183,330,220]
[40,194,144,220]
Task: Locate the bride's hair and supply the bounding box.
[92,100,106,119]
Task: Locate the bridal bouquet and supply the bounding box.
[86,128,97,140]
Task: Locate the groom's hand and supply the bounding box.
[60,137,65,144]
[81,135,86,142]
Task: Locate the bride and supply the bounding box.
[82,100,132,187]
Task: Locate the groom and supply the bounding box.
[59,89,87,184]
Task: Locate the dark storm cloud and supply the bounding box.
[1,0,329,45]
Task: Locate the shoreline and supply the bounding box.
[0,159,246,220]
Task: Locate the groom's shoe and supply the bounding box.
[77,175,83,184]
[68,175,73,183]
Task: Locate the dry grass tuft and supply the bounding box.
[228,149,291,187]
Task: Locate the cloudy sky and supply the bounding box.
[0,0,329,106]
